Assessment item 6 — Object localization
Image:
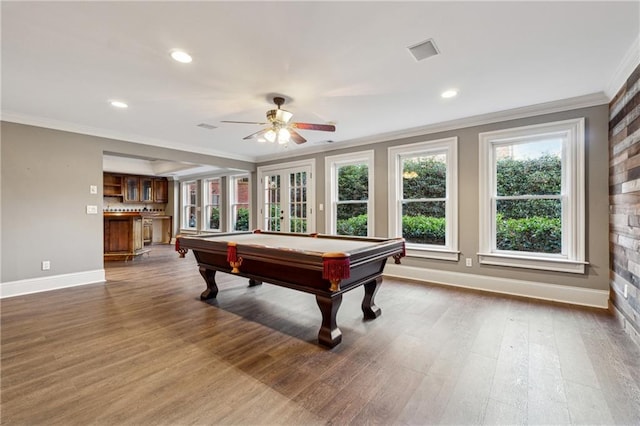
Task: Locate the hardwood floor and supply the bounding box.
[2,244,639,425]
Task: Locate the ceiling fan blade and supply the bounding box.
[291,122,336,132]
[221,120,268,125]
[243,128,269,140]
[288,129,307,144]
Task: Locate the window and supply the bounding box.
[230,175,250,231]
[182,180,197,230]
[478,118,586,273]
[388,137,458,260]
[325,151,374,236]
[203,177,221,231]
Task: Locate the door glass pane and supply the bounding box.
[141,179,153,202]
[287,170,307,234]
[127,177,139,201]
[264,174,280,231]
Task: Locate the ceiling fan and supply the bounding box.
[221,96,335,145]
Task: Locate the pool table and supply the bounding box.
[176,230,405,347]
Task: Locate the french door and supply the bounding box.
[258,161,315,233]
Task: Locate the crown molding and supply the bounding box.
[606,34,640,99]
[0,111,257,163]
[255,92,609,163]
[2,90,610,166]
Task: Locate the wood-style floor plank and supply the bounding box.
[2,244,639,425]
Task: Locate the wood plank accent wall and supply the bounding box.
[610,63,640,346]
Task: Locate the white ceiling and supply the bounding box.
[2,1,639,167]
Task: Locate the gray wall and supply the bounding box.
[0,122,254,284]
[258,104,611,292]
[1,123,104,282]
[1,103,610,296]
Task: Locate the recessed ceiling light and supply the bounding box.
[110,100,128,108]
[171,50,192,63]
[441,89,458,99]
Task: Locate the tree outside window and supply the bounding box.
[401,154,447,245]
[336,164,369,236]
[325,151,374,237]
[494,140,562,253]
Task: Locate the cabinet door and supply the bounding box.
[154,178,168,203]
[104,218,131,252]
[124,176,140,202]
[141,178,153,203]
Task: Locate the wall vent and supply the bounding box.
[197,123,217,130]
[407,38,440,62]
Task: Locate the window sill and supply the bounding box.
[478,252,588,274]
[406,247,460,261]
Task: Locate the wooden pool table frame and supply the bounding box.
[177,231,405,347]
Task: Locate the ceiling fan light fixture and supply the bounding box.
[264,129,277,143]
[278,109,293,123]
[228,96,336,145]
[278,128,291,144]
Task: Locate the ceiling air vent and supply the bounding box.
[407,38,440,62]
[197,123,217,130]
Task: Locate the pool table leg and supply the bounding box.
[362,277,382,319]
[199,267,218,300]
[315,294,343,348]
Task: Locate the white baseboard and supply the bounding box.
[383,264,608,309]
[0,269,106,298]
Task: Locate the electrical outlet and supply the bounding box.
[86,205,98,214]
[465,258,472,267]
[42,260,50,271]
[624,284,628,299]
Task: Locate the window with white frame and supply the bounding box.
[230,175,250,231]
[203,177,221,231]
[478,118,586,273]
[388,137,458,261]
[182,180,197,230]
[325,151,374,236]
